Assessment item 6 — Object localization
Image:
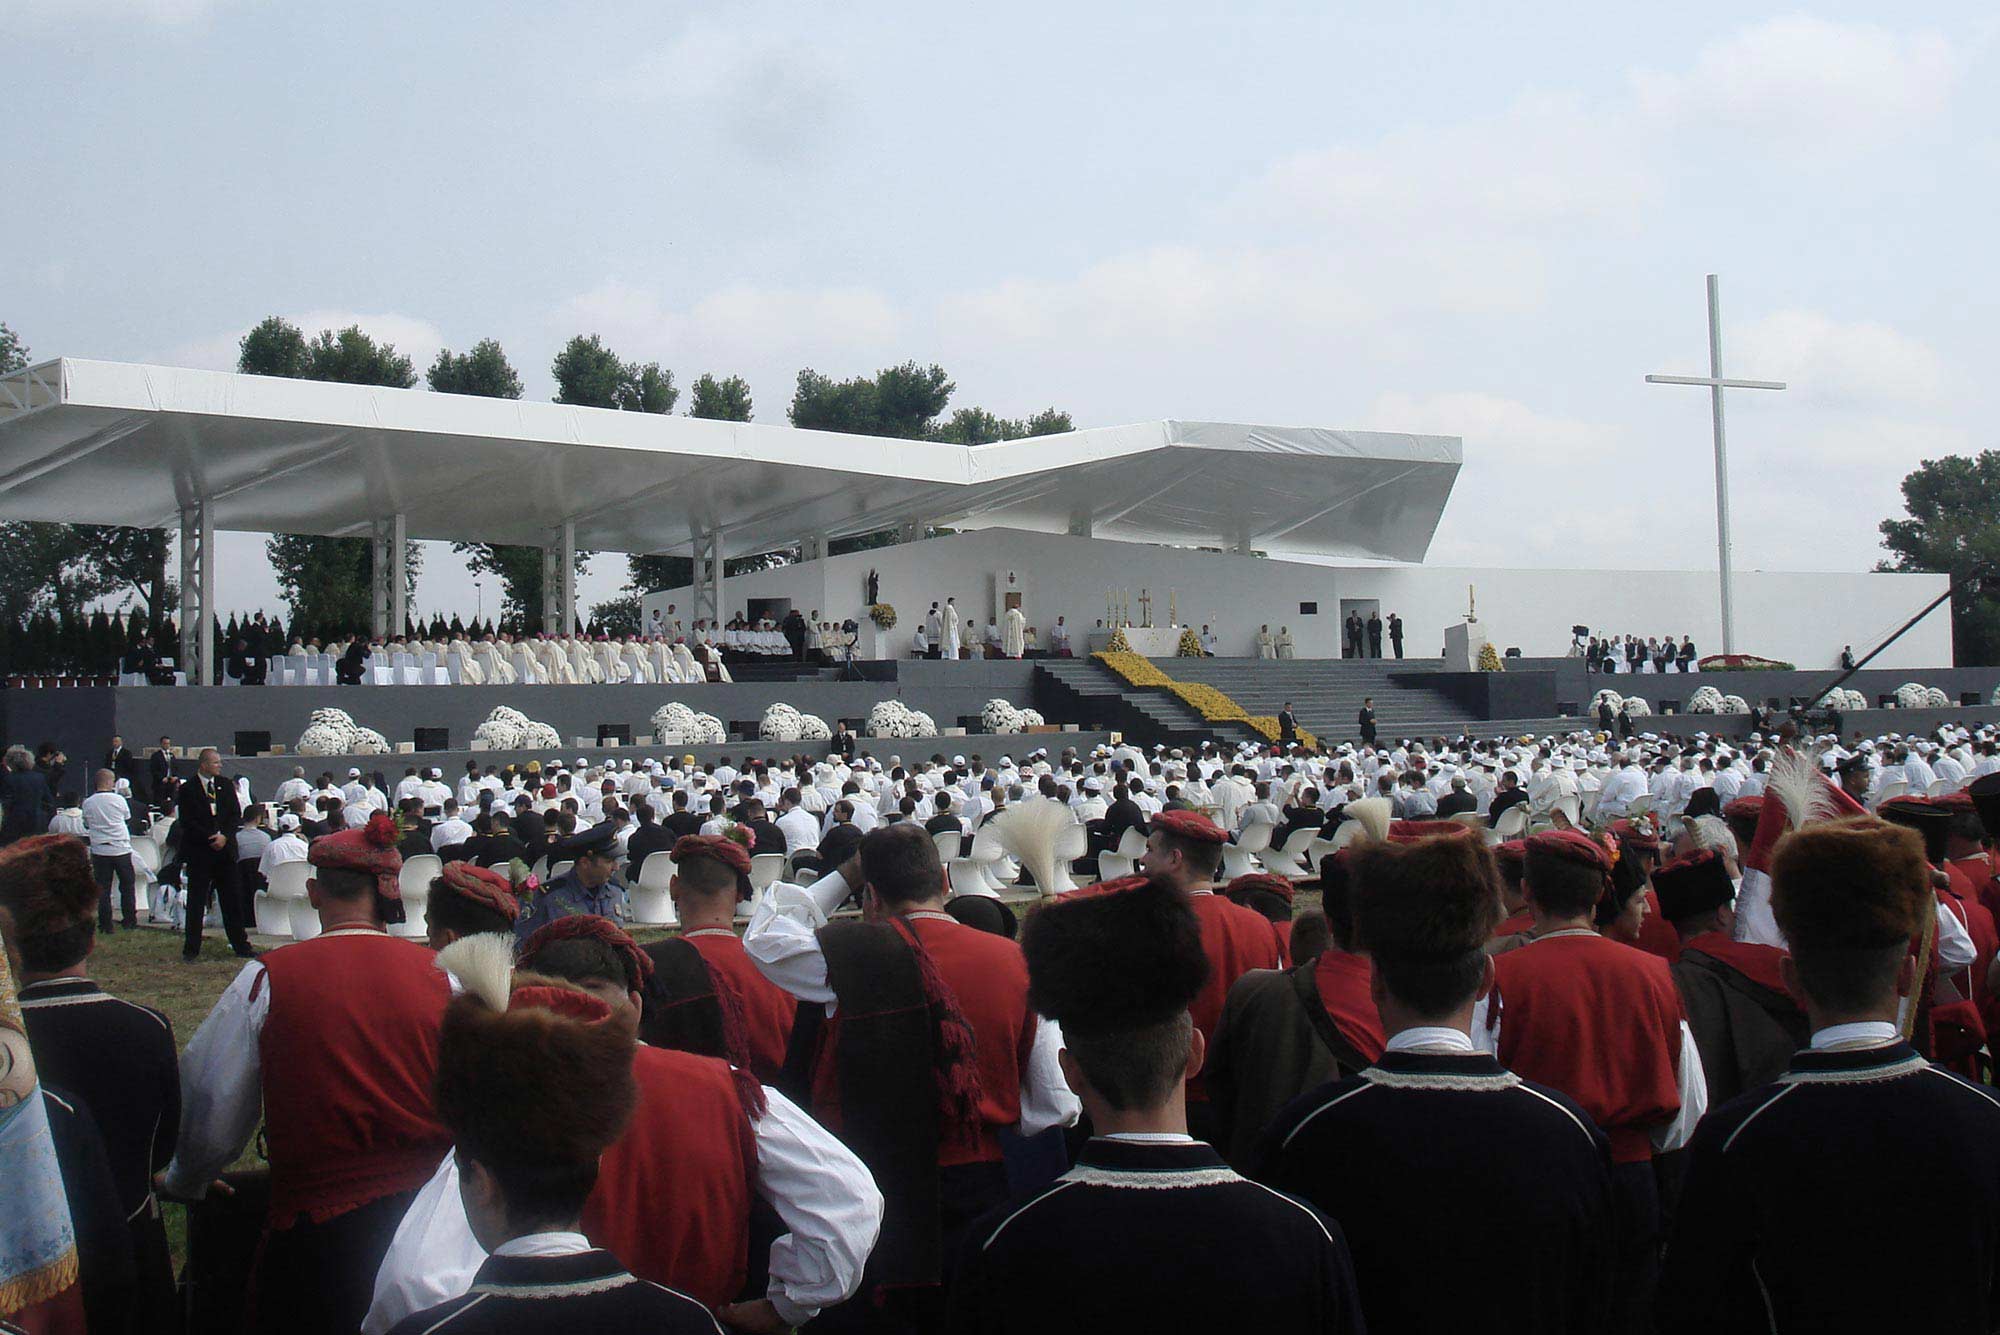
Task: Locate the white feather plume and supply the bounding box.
[435,932,515,1011]
[1766,750,1840,834]
[990,798,1078,896]
[1341,796,1393,845]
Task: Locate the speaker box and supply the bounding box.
[597,724,632,747]
[414,727,451,752]
[233,730,271,758]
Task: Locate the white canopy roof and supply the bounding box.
[0,358,1461,562]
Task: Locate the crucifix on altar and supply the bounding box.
[1137,588,1153,628]
[1645,274,1787,656]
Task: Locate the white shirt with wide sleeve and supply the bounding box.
[744,872,1080,1137]
[361,1083,882,1333]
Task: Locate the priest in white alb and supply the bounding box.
[1003,605,1026,658]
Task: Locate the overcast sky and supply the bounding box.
[7,1,1994,622]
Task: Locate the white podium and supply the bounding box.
[1443,619,1490,671]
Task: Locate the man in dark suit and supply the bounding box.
[178,746,254,962]
[1366,612,1383,657]
[104,735,139,790]
[510,795,548,852]
[148,737,177,809]
[1277,703,1299,744]
[0,745,54,846]
[622,803,675,880]
[832,722,858,762]
[660,789,705,840]
[1345,613,1363,658]
[1486,772,1529,827]
[1357,698,1378,745]
[738,799,784,865]
[468,810,530,869]
[1388,613,1405,659]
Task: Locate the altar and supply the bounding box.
[1086,626,1187,656]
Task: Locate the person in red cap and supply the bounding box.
[1607,818,1680,963]
[744,822,1078,1329]
[165,811,452,1335]
[640,834,795,1082]
[423,860,521,951]
[1206,852,1383,1168]
[1878,795,1990,1071]
[1659,817,2000,1334]
[368,919,881,1334]
[1655,849,1805,1106]
[1477,827,1704,1335]
[1137,807,1289,1144]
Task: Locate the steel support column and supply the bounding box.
[371,514,406,639]
[541,521,576,634]
[178,502,214,685]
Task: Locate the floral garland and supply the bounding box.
[1093,650,1172,687]
[1105,626,1133,653]
[1175,627,1203,657]
[1476,643,1504,672]
[1093,650,1315,745]
[869,603,897,629]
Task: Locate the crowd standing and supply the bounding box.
[5,714,2000,1332]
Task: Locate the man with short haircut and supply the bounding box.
[513,823,627,941]
[661,788,705,840]
[167,814,451,1335]
[951,878,1364,1334]
[423,861,521,951]
[747,823,1078,1325]
[177,746,254,962]
[80,767,137,931]
[1659,816,2000,1332]
[1138,809,1288,1143]
[1260,834,1615,1335]
[381,944,717,1335]
[775,787,822,864]
[429,798,474,855]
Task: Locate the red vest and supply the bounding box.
[1634,890,1682,963]
[685,928,797,1083]
[809,912,1035,1166]
[255,927,451,1225]
[583,1044,756,1309]
[1313,949,1386,1061]
[1491,930,1686,1164]
[1187,891,1289,1102]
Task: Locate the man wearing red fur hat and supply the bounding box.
[1475,828,1705,1335]
[1137,808,1289,1144]
[165,812,451,1335]
[642,834,795,1082]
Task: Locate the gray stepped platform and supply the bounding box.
[1149,656,1477,742]
[1033,660,1261,746]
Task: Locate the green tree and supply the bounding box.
[552,334,677,413]
[590,593,642,636]
[929,405,1072,444]
[453,544,590,633]
[0,322,27,374]
[237,316,309,377]
[245,318,421,632]
[1878,450,2000,665]
[689,373,753,421]
[788,361,953,438]
[427,339,523,399]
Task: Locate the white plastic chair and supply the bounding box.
[252,887,293,939]
[266,860,318,942]
[1493,804,1530,840]
[932,828,966,862]
[627,853,679,924]
[1221,821,1277,883]
[1929,779,1957,798]
[1258,827,1321,879]
[1873,778,1909,808]
[1097,827,1150,882]
[392,854,441,938]
[749,853,787,893]
[548,860,573,881]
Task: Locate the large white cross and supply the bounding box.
[1645,274,1785,657]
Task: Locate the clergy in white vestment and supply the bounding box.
[1003,606,1026,658]
[1256,624,1276,659]
[943,598,961,660]
[1275,626,1295,659]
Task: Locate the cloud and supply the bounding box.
[596,17,845,164]
[1632,16,1959,150]
[160,310,446,378]
[13,0,236,24]
[1729,310,1945,411]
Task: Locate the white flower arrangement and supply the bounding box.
[1822,687,1868,712]
[1926,686,1952,709]
[472,705,561,751]
[1992,683,2000,707]
[868,700,939,738]
[295,706,390,756]
[1591,688,1623,714]
[1622,695,1652,717]
[1685,686,1725,714]
[1717,694,1751,715]
[652,702,727,746]
[1893,683,1935,710]
[758,703,832,742]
